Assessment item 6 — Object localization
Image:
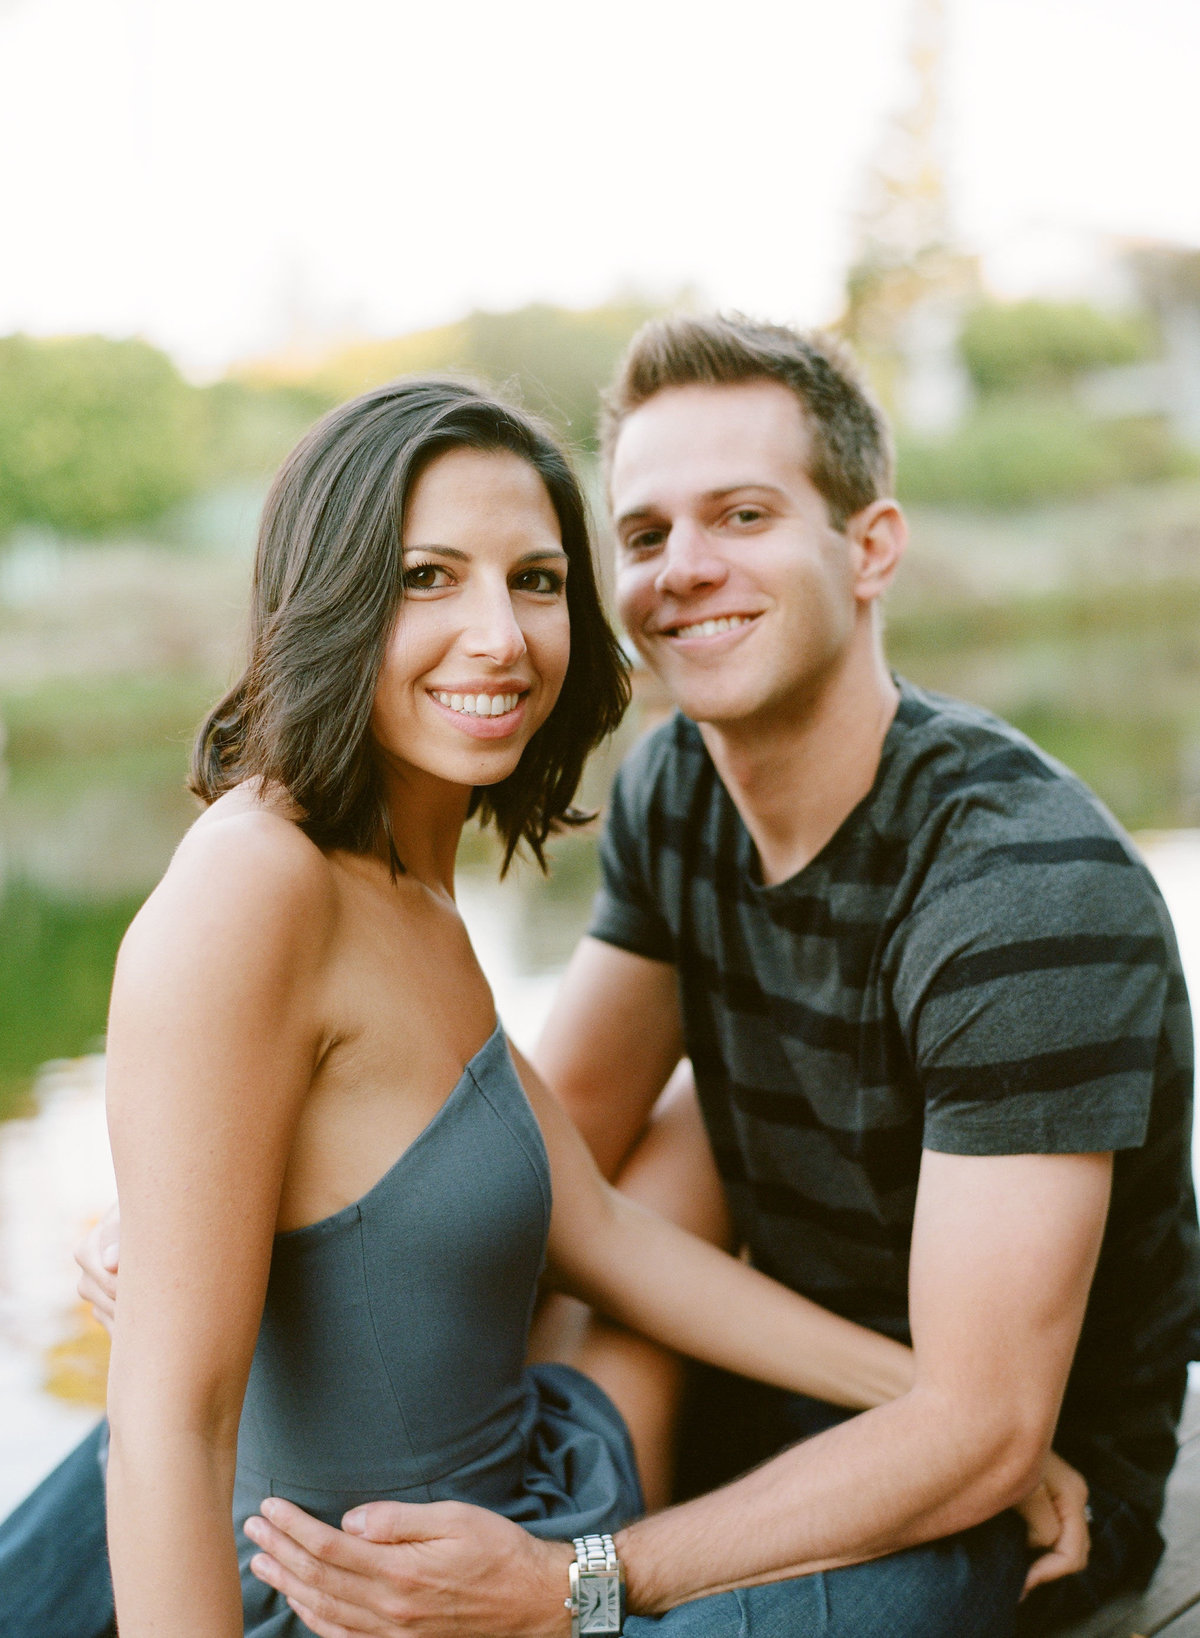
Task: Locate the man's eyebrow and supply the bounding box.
[704,483,789,503]
[615,483,787,529]
[613,505,661,530]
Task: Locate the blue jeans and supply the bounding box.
[0,1408,1160,1638]
[624,1512,1029,1638]
[0,1420,114,1638]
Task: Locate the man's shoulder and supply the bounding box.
[882,678,1139,862]
[882,680,1172,952]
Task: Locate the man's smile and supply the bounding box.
[660,613,760,641]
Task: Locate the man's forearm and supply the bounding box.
[616,1385,1038,1612]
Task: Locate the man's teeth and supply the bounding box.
[431,691,521,717]
[672,615,753,639]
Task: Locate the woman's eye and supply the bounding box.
[402,562,449,591]
[729,507,764,526]
[514,567,565,595]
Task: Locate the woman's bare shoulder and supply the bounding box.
[117,787,342,988]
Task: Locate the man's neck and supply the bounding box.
[697,641,899,887]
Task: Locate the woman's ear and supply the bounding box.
[846,498,907,605]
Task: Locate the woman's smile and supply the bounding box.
[426,686,529,736]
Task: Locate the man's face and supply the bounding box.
[609,380,859,733]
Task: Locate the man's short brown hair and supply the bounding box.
[601,313,894,530]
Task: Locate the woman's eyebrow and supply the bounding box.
[401,544,569,563]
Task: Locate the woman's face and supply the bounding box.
[371,446,571,792]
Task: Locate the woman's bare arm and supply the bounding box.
[104,812,336,1638]
[512,1043,914,1410]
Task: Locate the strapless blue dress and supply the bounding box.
[233,1024,642,1636]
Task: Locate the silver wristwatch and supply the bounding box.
[566,1532,625,1637]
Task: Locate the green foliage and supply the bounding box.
[1,673,217,765]
[196,377,336,484]
[459,300,665,447]
[0,335,207,538]
[0,879,143,1115]
[299,297,667,450]
[960,300,1156,395]
[896,396,1193,510]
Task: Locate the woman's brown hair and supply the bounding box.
[191,377,630,871]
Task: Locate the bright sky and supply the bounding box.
[1,0,1198,376]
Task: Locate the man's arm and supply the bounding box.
[533,936,685,1178]
[617,1145,1112,1607]
[242,1145,1108,1635]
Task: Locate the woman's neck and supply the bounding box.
[378,767,473,893]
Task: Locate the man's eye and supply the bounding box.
[729,508,764,526]
[402,562,449,591]
[514,567,565,594]
[624,529,665,553]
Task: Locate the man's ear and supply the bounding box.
[846,498,907,604]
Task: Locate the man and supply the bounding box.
[7,315,1198,1638]
[234,316,1198,1636]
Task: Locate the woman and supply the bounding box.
[91,378,1058,1637]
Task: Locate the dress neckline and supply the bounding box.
[274,1020,505,1242]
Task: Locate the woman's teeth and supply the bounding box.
[431,691,521,717]
[673,615,752,639]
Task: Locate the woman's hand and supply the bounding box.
[75,1202,120,1334]
[1017,1450,1091,1594]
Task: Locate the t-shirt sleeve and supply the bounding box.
[587,746,677,965]
[893,815,1174,1157]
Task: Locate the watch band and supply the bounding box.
[567,1532,625,1636]
[575,1533,619,1576]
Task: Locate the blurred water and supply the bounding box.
[0,832,1197,1520]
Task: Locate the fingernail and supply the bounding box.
[343,1507,366,1533]
[261,1498,280,1519]
[250,1554,272,1580]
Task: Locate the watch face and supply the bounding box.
[579,1573,621,1634]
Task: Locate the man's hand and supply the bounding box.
[243,1496,574,1638]
[1018,1451,1091,1597]
[75,1201,120,1334]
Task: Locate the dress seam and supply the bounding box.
[356,1202,433,1495]
[468,1060,553,1237]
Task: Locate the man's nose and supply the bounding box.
[463,584,528,665]
[654,520,728,596]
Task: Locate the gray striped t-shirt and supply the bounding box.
[589,678,1200,1517]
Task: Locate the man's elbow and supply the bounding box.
[956,1401,1054,1520]
[911,1384,1054,1525]
[986,1419,1052,1512]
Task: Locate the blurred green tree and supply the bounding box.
[0,335,209,538]
[288,297,667,450]
[897,398,1194,510]
[959,300,1156,394]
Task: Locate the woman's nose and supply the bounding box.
[463,586,528,664]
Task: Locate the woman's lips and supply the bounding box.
[427,688,528,738]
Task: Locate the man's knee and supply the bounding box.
[625,1513,1029,1638]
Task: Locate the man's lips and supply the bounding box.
[658,613,759,640]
